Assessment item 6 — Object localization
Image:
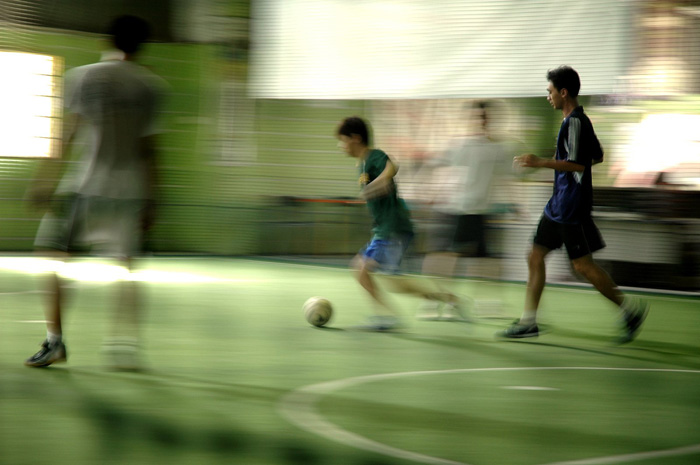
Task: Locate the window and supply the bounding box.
[251,0,630,99]
[0,51,62,158]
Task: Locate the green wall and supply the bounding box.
[1,30,221,253]
[0,28,564,256]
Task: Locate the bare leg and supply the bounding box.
[46,271,64,335]
[571,254,623,306]
[421,252,459,285]
[524,245,550,315]
[105,256,143,371]
[110,257,141,340]
[469,256,505,317]
[419,252,460,311]
[42,251,70,337]
[497,244,550,338]
[352,255,399,317]
[380,274,456,303]
[572,255,650,343]
[25,251,70,367]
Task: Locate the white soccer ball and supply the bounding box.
[303,297,333,327]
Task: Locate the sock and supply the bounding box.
[47,331,62,345]
[519,309,537,325]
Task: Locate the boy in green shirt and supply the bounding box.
[337,116,464,330]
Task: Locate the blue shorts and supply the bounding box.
[360,234,413,274]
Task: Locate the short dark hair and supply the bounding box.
[546,66,580,98]
[107,15,150,55]
[473,99,491,111]
[337,116,371,145]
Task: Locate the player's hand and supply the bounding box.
[514,154,541,168]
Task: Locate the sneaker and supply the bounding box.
[353,315,402,332]
[618,299,650,344]
[25,339,67,367]
[496,321,539,339]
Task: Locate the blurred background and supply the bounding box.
[1,0,699,291]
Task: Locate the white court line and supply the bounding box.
[501,385,559,391]
[538,285,700,302]
[278,367,700,465]
[0,257,261,284]
[0,290,42,296]
[239,257,351,273]
[540,443,700,465]
[245,260,700,301]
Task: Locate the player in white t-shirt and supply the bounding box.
[25,15,164,370]
[418,101,513,320]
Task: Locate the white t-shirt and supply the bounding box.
[60,56,164,200]
[432,135,511,215]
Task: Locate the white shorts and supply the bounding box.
[34,194,145,258]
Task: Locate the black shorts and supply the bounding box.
[427,213,489,257]
[533,215,605,260]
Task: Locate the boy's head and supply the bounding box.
[546,66,580,109]
[336,116,371,157]
[472,100,491,132]
[107,15,151,55]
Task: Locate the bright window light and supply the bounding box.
[0,51,61,158]
[251,0,630,99]
[627,114,700,173]
[0,257,260,284]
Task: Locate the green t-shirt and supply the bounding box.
[359,149,414,239]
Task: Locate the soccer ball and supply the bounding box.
[303,297,333,327]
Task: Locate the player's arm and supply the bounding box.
[592,139,604,165]
[516,116,591,172]
[361,158,398,200]
[26,112,81,209]
[516,154,584,172]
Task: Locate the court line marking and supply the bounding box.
[0,290,42,295]
[501,385,559,391]
[540,443,700,465]
[546,286,700,303]
[278,367,700,465]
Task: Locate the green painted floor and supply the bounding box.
[2,257,699,465]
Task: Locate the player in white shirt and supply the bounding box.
[418,101,513,320]
[25,15,164,370]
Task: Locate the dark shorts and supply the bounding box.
[427,213,489,257]
[533,215,605,260]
